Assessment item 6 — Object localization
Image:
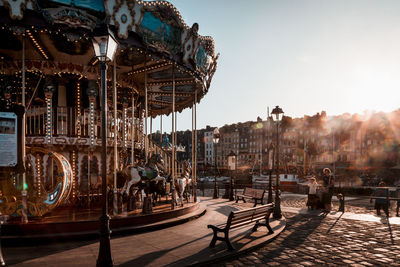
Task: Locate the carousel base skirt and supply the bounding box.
[1,200,203,241]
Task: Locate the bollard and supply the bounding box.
[142,196,153,214]
[338,194,345,212]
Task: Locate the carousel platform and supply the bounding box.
[1,200,205,241]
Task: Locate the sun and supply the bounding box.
[348,64,400,114]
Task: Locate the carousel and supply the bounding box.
[0,0,218,227]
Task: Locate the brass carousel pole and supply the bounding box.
[113,61,118,216]
[144,53,148,164]
[160,115,162,145]
[131,94,135,164]
[193,90,198,202]
[150,115,152,155]
[88,152,91,208]
[21,37,28,223]
[191,102,194,201]
[171,62,176,209]
[131,65,135,165]
[175,111,177,177]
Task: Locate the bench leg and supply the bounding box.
[266,222,274,234]
[252,222,259,232]
[235,197,239,203]
[209,229,218,248]
[224,231,234,251]
[252,215,274,234]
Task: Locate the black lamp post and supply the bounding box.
[271,105,284,219]
[227,151,236,201]
[213,127,220,199]
[92,25,118,267]
[267,143,274,204]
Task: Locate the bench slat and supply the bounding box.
[233,204,273,216]
[230,215,269,227]
[232,210,270,221]
[231,209,273,221]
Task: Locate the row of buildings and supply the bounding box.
[153,109,400,184]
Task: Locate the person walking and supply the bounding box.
[321,168,334,212]
[371,181,389,217]
[307,176,319,210]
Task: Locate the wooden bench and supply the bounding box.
[207,203,274,250]
[236,187,266,207]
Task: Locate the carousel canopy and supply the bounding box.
[0,0,218,116]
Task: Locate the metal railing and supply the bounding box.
[26,106,142,142]
[26,106,183,177]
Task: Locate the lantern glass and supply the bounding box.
[107,35,118,62]
[271,106,284,122]
[92,28,118,62]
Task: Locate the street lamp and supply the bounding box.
[227,151,236,201]
[271,105,284,219]
[213,127,220,199]
[267,143,274,204]
[92,25,118,267]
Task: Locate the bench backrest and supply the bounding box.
[227,203,274,230]
[243,187,265,199]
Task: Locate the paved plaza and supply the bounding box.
[210,193,400,267]
[212,210,400,266]
[2,193,400,266]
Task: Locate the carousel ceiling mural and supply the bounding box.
[0,0,219,116]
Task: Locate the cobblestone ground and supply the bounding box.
[210,212,400,266]
[281,194,400,216]
[200,189,399,216]
[197,189,400,266]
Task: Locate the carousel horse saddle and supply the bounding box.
[140,167,158,180]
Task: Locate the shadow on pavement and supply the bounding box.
[2,239,98,266]
[165,219,286,267]
[326,212,344,234]
[119,232,214,267]
[203,212,326,265]
[379,216,395,245]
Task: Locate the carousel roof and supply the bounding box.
[0,0,218,116]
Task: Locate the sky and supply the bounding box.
[151,0,400,133]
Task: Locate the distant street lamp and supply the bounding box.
[213,127,220,199]
[92,25,118,267]
[271,105,284,219]
[227,151,236,201]
[267,143,274,204]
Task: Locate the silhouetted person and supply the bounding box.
[371,182,389,217]
[337,193,344,213]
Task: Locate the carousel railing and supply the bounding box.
[26,106,142,144]
[26,106,47,136]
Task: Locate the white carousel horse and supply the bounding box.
[174,161,192,207]
[119,165,142,197]
[120,154,168,203]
